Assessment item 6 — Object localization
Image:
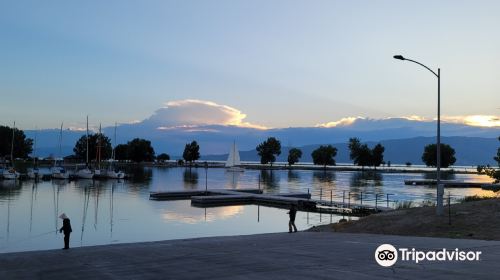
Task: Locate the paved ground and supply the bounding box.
[1,232,499,279]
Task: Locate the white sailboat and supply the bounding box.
[76,116,94,179]
[105,123,125,179]
[51,123,70,179]
[2,122,20,180]
[225,141,244,172]
[28,128,40,179]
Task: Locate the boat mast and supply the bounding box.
[86,115,89,167]
[10,121,15,166]
[33,127,38,167]
[59,122,63,161]
[97,123,102,170]
[112,122,117,161]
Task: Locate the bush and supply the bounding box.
[395,201,413,209]
[459,195,497,202]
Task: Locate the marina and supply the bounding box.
[0,167,496,253]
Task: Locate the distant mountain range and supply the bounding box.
[201,136,499,166]
[24,117,499,165]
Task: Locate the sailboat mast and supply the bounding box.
[86,116,89,166]
[10,121,15,165]
[112,122,117,161]
[97,123,102,169]
[59,122,63,159]
[33,127,38,166]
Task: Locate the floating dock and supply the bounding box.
[150,189,387,216]
[404,179,499,190]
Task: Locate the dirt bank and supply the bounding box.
[309,198,500,240]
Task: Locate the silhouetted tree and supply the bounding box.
[157,153,170,162]
[287,148,302,166]
[114,144,129,161]
[0,125,33,159]
[348,137,385,169]
[73,133,112,161]
[371,143,385,168]
[183,141,200,165]
[478,136,500,182]
[311,145,337,169]
[127,138,155,162]
[421,143,456,168]
[348,137,362,163]
[256,137,281,166]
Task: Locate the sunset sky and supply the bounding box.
[1,0,499,130]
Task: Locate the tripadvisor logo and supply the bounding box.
[375,244,482,267]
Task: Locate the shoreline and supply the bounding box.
[308,198,500,241]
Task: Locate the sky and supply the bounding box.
[1,0,499,130]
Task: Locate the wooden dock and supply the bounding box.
[404,179,498,190]
[150,189,387,216]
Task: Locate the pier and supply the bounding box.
[404,179,500,190]
[150,188,390,216]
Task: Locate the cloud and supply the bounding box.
[315,115,500,128]
[145,99,267,130]
[315,117,363,128]
[442,115,500,128]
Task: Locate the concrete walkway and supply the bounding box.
[1,232,499,279]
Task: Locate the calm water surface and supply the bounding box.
[0,167,494,253]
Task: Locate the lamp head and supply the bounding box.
[393,55,405,60]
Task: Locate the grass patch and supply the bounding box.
[459,195,497,202]
[395,201,413,209]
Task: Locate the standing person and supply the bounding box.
[287,205,298,233]
[59,213,72,249]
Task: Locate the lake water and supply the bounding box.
[0,167,494,253]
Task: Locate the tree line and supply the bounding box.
[3,125,494,170]
[255,136,458,169]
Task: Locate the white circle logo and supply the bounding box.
[375,244,398,267]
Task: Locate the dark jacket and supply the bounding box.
[288,207,297,220]
[60,218,72,235]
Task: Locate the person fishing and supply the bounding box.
[287,204,298,233]
[59,213,72,249]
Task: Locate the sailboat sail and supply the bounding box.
[225,142,241,167]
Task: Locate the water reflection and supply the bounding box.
[183,168,199,188]
[312,171,336,184]
[225,171,242,189]
[260,170,280,190]
[162,203,244,224]
[423,172,456,180]
[127,166,152,183]
[287,170,301,183]
[349,171,383,187]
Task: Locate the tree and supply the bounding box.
[311,145,337,169]
[371,143,385,168]
[256,137,281,165]
[348,137,385,169]
[0,125,33,159]
[355,144,372,168]
[478,136,500,183]
[73,133,112,161]
[183,141,200,165]
[421,143,456,168]
[348,137,361,162]
[127,138,155,162]
[114,144,129,161]
[157,153,171,162]
[287,148,302,166]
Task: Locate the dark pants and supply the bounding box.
[289,219,297,232]
[64,233,70,249]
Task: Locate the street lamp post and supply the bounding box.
[393,55,443,215]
